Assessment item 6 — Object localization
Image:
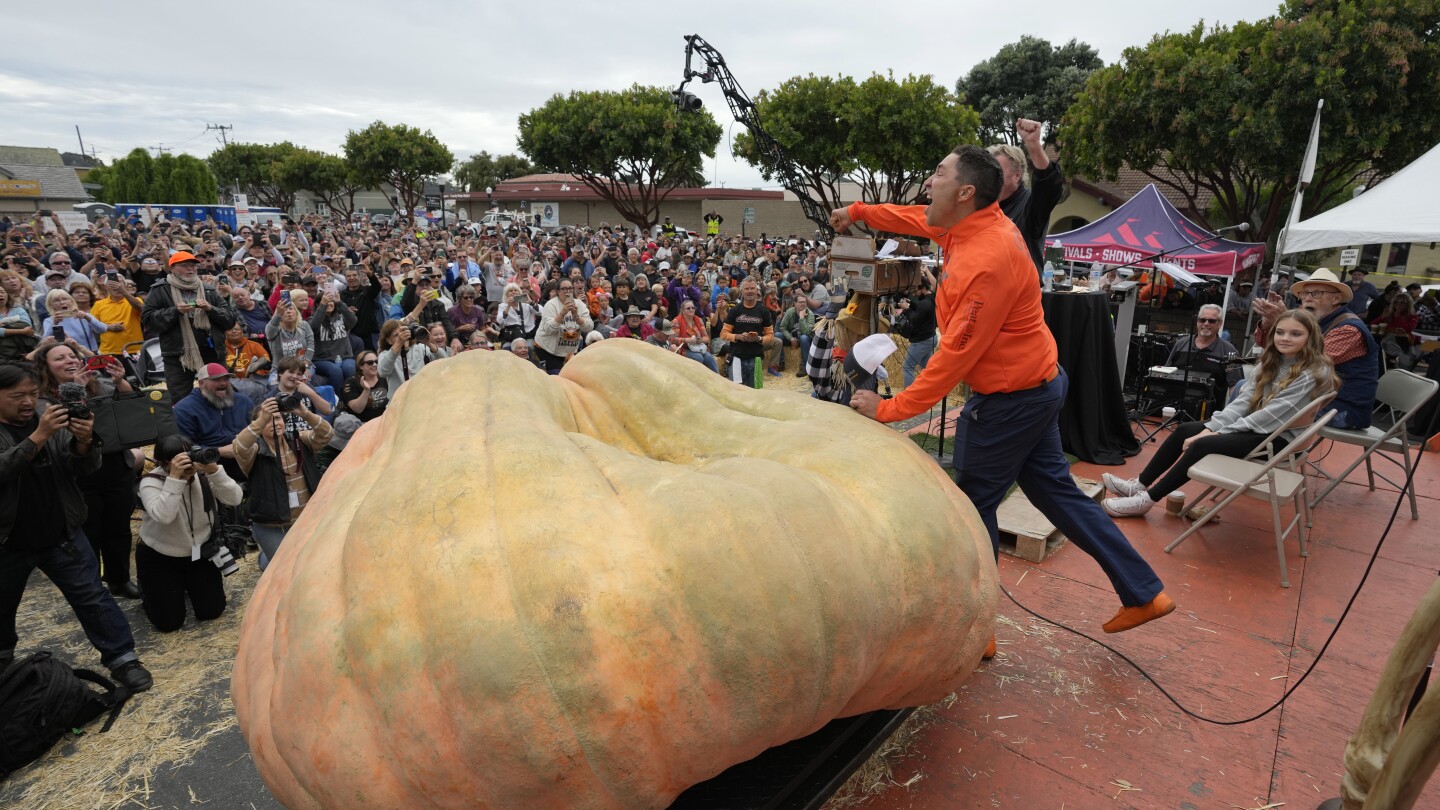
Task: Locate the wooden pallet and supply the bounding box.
[996,475,1103,563]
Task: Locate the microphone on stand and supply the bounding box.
[1214,223,1251,235]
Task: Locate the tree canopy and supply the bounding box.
[517,84,722,230]
[1063,0,1440,242]
[275,148,366,218]
[956,36,1103,146]
[453,151,535,192]
[733,72,978,210]
[90,149,217,205]
[343,121,454,225]
[206,142,301,210]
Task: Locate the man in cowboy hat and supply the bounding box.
[614,306,655,342]
[832,145,1173,647]
[1252,267,1379,429]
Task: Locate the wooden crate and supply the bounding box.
[997,475,1103,563]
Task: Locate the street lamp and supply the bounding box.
[486,186,494,211]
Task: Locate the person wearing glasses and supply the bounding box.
[1166,305,1235,367]
[341,350,389,423]
[533,278,593,374]
[1163,304,1237,412]
[1251,267,1379,429]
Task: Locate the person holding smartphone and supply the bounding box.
[92,271,144,355]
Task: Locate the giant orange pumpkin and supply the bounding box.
[233,339,995,809]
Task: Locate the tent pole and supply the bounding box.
[1245,98,1322,353]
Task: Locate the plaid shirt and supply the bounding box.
[805,319,847,403]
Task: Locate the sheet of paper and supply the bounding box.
[875,239,899,259]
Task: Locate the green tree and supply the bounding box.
[88,151,216,204]
[109,148,154,203]
[733,74,857,217]
[517,84,722,230]
[276,149,366,218]
[1063,0,1440,242]
[85,163,114,204]
[206,142,301,210]
[453,151,535,192]
[732,72,977,209]
[956,36,1103,146]
[169,155,219,203]
[848,73,980,205]
[344,122,453,225]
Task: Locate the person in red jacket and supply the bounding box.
[836,145,1173,648]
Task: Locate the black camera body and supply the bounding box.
[189,446,220,465]
[57,382,92,421]
[274,392,303,412]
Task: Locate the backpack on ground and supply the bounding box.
[0,651,131,780]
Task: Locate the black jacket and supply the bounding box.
[1000,161,1066,273]
[139,277,238,359]
[245,439,320,525]
[0,423,101,548]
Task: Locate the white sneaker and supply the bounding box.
[1104,491,1156,517]
[1102,473,1146,497]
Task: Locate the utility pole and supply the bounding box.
[206,123,233,147]
[150,144,170,156]
[75,125,86,156]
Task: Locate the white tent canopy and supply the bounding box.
[1281,141,1440,254]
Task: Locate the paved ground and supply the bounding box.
[861,434,1440,809]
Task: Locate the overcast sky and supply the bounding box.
[3,1,1273,189]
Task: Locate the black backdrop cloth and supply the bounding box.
[1041,291,1140,465]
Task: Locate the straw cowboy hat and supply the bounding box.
[1289,268,1353,303]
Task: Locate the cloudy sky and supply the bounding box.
[3,1,1271,189]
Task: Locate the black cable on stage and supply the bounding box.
[997,438,1426,726]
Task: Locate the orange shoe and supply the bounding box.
[982,636,997,660]
[1102,592,1176,634]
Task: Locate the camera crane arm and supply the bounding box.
[675,34,833,236]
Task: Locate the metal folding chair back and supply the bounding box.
[1165,408,1337,588]
[1309,369,1439,520]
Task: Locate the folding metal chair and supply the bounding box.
[1165,405,1336,588]
[1309,369,1439,520]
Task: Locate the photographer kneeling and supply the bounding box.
[136,436,243,632]
[234,393,332,573]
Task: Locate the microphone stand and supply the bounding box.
[1137,332,1207,443]
[1100,226,1252,322]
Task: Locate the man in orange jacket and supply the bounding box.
[837,145,1173,641]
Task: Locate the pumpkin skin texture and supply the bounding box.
[233,339,996,810]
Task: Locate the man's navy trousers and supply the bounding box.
[950,366,1163,607]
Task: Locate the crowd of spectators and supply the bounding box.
[0,207,855,687]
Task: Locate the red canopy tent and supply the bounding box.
[1045,184,1266,278]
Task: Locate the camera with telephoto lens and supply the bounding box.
[274,392,303,412]
[189,446,220,465]
[199,537,239,577]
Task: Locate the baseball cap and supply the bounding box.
[45,267,67,277]
[196,362,233,381]
[168,251,198,266]
[228,259,245,268]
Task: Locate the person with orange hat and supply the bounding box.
[139,251,239,404]
[833,145,1173,649]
